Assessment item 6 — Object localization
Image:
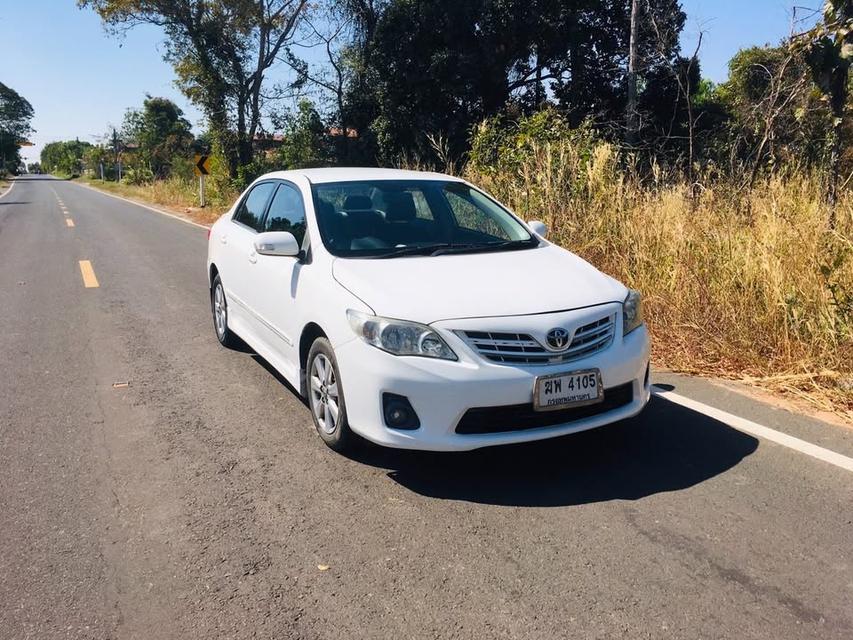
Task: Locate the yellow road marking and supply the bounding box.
[66,218,75,227]
[78,260,99,288]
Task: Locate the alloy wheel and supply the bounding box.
[310,353,339,434]
[213,283,227,338]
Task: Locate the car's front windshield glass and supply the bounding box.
[310,179,537,258]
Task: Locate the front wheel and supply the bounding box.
[307,338,354,452]
[211,274,241,349]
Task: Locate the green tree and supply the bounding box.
[277,100,333,169]
[80,0,309,179]
[339,0,687,165]
[794,0,853,212]
[83,144,114,179]
[344,0,557,163]
[41,140,92,177]
[122,95,194,178]
[717,46,826,178]
[0,82,35,174]
[545,0,685,130]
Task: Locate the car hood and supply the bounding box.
[332,244,627,323]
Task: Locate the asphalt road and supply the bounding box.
[1,175,851,640]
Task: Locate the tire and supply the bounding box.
[306,337,354,452]
[210,274,241,349]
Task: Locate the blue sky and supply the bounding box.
[1,1,819,165]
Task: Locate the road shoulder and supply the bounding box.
[73,177,221,228]
[0,176,14,198]
[654,371,853,459]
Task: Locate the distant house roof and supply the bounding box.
[253,133,285,150]
[328,127,358,138]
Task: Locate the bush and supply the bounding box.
[234,157,275,192]
[123,166,155,185]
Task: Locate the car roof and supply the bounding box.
[258,167,465,185]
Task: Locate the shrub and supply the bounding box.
[123,166,155,185]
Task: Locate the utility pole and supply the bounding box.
[626,0,640,146]
[112,128,122,181]
[534,44,543,107]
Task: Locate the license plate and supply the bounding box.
[533,369,603,412]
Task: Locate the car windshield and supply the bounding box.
[310,179,537,258]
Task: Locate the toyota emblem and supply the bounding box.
[546,327,571,350]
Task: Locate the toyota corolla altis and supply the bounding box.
[207,168,650,452]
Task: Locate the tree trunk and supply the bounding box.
[567,11,583,126]
[626,0,640,146]
[236,94,252,176]
[534,45,542,107]
[209,107,238,180]
[828,114,841,228]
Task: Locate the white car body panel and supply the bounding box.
[207,168,650,451]
[333,243,627,322]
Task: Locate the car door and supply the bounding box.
[217,180,277,342]
[249,181,308,378]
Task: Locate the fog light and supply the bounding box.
[382,393,420,430]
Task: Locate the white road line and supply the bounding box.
[0,179,15,199]
[652,386,853,473]
[73,181,211,230]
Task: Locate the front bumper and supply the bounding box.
[335,314,651,452]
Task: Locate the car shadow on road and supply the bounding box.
[251,354,308,406]
[346,394,759,507]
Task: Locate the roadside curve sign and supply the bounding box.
[194,154,211,177]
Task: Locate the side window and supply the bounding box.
[263,183,307,243]
[233,182,276,232]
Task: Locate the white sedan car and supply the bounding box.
[207,168,650,452]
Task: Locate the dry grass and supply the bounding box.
[467,141,853,419]
[79,176,233,226]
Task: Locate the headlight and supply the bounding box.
[623,290,644,335]
[346,310,457,360]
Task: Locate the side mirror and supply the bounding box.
[527,220,548,239]
[254,231,301,257]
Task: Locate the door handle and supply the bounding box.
[248,250,258,264]
[219,234,227,245]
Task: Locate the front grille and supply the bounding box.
[455,382,634,435]
[458,314,615,365]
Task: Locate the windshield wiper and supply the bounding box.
[429,239,536,256]
[374,243,451,259]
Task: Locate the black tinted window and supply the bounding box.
[263,183,307,243]
[234,182,275,231]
